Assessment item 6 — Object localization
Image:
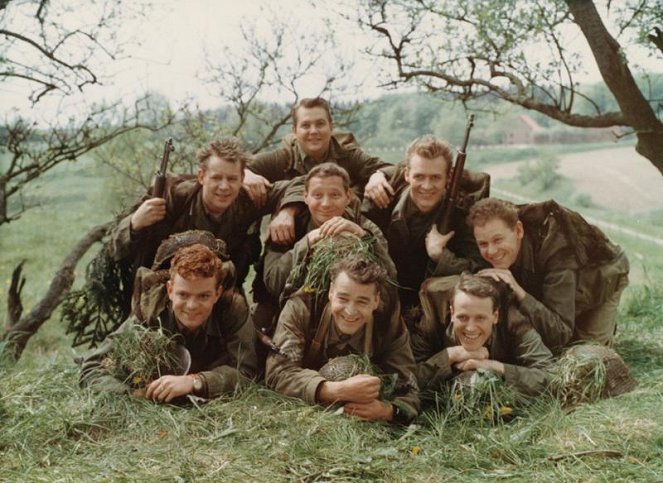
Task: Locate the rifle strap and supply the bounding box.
[302,296,330,368]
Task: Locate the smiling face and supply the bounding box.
[451,290,499,351]
[328,271,380,336]
[293,106,334,160]
[304,175,352,226]
[167,274,222,332]
[404,154,449,214]
[197,155,244,216]
[473,218,524,269]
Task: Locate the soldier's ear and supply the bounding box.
[515,220,524,240]
[166,280,174,300]
[492,309,499,325]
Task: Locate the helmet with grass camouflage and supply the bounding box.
[562,344,636,398]
[318,354,377,381]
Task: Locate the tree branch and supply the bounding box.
[2,222,112,362]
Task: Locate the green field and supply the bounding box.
[1,146,662,481]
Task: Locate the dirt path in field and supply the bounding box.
[483,146,663,215]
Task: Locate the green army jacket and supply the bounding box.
[412,275,554,398]
[249,132,390,205]
[361,169,490,309]
[265,293,420,423]
[511,209,629,351]
[109,175,287,284]
[79,268,257,398]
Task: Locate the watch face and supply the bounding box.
[193,376,202,391]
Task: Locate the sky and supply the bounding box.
[1,0,659,124]
[1,0,378,120]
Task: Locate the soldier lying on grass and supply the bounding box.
[265,255,419,423]
[413,273,554,399]
[80,242,257,402]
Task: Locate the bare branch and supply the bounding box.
[2,222,112,362]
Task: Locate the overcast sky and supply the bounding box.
[1,0,659,123]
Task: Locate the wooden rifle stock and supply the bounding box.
[153,137,174,198]
[437,115,475,234]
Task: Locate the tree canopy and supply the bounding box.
[355,0,663,174]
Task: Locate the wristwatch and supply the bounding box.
[191,374,203,395]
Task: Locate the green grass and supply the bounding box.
[1,144,662,481]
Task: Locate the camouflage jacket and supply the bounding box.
[109,175,288,285]
[361,169,490,309]
[412,275,553,398]
[249,132,390,205]
[265,293,420,423]
[511,204,629,351]
[79,268,257,398]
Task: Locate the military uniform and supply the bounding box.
[109,175,287,286]
[79,268,257,398]
[362,169,490,312]
[265,293,420,423]
[511,202,629,351]
[412,275,554,398]
[249,132,391,204]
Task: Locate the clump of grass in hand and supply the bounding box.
[101,324,182,388]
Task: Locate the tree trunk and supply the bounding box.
[1,222,111,362]
[565,0,663,175]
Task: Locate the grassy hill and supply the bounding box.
[1,145,662,481]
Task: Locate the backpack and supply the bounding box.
[517,200,621,268]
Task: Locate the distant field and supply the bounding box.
[483,145,663,216]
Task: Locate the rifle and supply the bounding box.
[153,137,174,198]
[437,114,475,234]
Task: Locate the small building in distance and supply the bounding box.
[503,114,545,145]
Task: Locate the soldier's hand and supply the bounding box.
[269,207,297,245]
[145,375,194,403]
[364,171,394,209]
[242,168,272,207]
[344,400,394,421]
[318,374,380,404]
[130,198,167,232]
[478,268,526,301]
[339,374,381,403]
[425,225,455,263]
[447,345,489,365]
[318,216,366,238]
[455,358,505,375]
[307,228,323,245]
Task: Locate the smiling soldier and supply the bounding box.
[80,243,257,401]
[109,137,289,292]
[413,273,553,398]
[467,197,629,352]
[265,255,419,423]
[362,134,490,316]
[241,97,393,246]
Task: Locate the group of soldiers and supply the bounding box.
[80,97,630,424]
